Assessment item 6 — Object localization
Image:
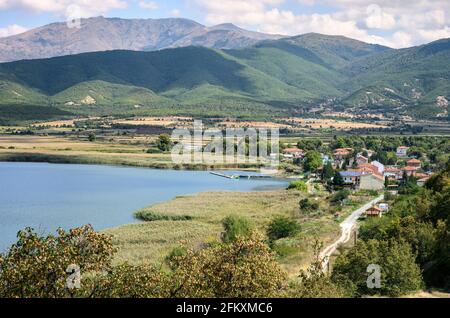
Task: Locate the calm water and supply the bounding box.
[0,162,286,252]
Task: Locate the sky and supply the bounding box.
[0,0,449,48]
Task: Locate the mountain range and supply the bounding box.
[0,17,449,121]
[0,17,282,63]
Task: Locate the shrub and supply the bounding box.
[165,246,188,270]
[299,198,319,212]
[330,190,350,204]
[267,216,301,241]
[134,210,192,221]
[88,133,96,142]
[287,180,308,192]
[221,215,252,243]
[169,232,287,298]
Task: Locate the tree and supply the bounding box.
[332,171,344,188]
[168,232,287,298]
[156,134,173,152]
[303,151,322,172]
[332,239,423,297]
[267,216,301,241]
[322,162,334,181]
[88,133,96,142]
[221,215,252,243]
[0,225,115,298]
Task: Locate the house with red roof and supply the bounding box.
[333,148,353,160]
[365,205,383,217]
[406,158,421,168]
[282,147,304,159]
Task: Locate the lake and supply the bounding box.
[0,162,286,252]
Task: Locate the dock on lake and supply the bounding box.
[210,172,272,180]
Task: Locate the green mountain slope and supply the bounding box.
[341,38,450,117]
[0,34,449,120]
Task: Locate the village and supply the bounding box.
[281,143,434,219]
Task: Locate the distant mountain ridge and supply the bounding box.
[0,20,449,121]
[0,16,283,62]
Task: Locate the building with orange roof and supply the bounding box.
[365,205,383,217]
[406,158,421,168]
[282,147,304,158]
[333,148,353,160]
[403,166,419,177]
[356,163,382,176]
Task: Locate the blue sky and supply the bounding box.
[0,0,449,48]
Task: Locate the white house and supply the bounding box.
[371,160,385,174]
[396,146,409,157]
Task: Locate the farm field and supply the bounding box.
[0,135,263,170]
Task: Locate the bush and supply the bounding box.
[221,215,252,243]
[299,198,319,213]
[267,216,301,241]
[88,133,96,142]
[169,232,287,297]
[165,246,188,270]
[134,210,192,221]
[330,190,350,204]
[287,180,308,192]
[146,147,161,154]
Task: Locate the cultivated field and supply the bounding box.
[0,135,266,170]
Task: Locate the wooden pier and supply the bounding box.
[209,172,272,180]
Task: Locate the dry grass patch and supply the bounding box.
[106,190,342,276]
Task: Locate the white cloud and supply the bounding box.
[0,24,28,38]
[170,9,181,17]
[194,0,450,48]
[139,1,158,10]
[0,0,127,17]
[365,4,396,30]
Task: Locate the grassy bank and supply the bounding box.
[105,189,377,276]
[0,135,263,171]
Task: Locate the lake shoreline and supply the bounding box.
[0,162,288,252]
[0,152,272,173]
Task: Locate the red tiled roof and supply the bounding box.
[357,164,382,176]
[403,166,419,171]
[283,148,303,154]
[385,167,400,173]
[407,158,421,163]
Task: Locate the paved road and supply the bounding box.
[320,195,384,272]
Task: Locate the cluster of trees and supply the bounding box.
[291,136,449,172]
[0,224,288,298]
[331,162,450,295]
[0,216,338,298]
